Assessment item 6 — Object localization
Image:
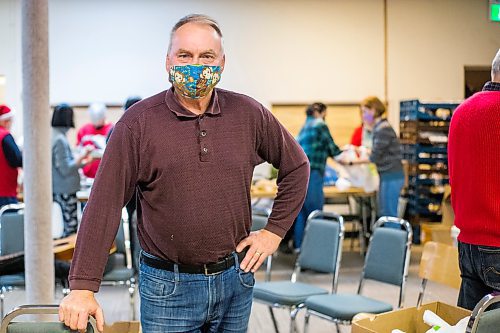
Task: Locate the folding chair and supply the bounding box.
[0,204,25,319]
[253,210,344,333]
[304,216,412,333]
[101,211,137,320]
[417,241,461,306]
[0,304,97,333]
[466,292,500,333]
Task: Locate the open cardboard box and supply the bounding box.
[352,302,470,333]
[104,321,141,333]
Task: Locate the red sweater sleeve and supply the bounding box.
[350,125,363,146]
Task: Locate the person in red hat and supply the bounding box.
[0,104,22,208]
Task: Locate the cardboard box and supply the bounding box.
[352,302,470,333]
[104,321,141,333]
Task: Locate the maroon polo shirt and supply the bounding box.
[69,87,309,291]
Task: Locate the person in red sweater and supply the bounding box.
[76,103,113,178]
[0,105,22,208]
[449,49,500,310]
[350,108,374,148]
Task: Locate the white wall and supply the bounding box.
[47,0,385,106]
[0,0,21,136]
[1,0,499,136]
[386,0,500,125]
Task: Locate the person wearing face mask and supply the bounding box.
[290,102,342,251]
[350,107,374,149]
[59,14,309,332]
[51,104,94,237]
[0,104,22,208]
[352,97,404,221]
[76,102,113,178]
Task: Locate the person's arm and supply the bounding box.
[69,121,139,291]
[60,121,139,332]
[2,134,22,168]
[52,139,81,176]
[319,123,342,158]
[237,105,309,272]
[350,125,363,146]
[369,125,394,165]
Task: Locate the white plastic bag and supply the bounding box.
[335,145,379,192]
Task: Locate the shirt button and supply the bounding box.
[202,147,208,153]
[200,130,207,137]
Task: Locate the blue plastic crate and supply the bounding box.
[402,144,448,163]
[400,100,459,121]
[407,203,442,217]
[409,176,449,186]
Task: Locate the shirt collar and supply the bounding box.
[164,87,221,118]
[482,81,500,92]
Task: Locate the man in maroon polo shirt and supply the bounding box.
[59,14,309,332]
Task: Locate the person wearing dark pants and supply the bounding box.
[449,49,500,310]
[292,103,342,251]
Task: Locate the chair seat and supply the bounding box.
[102,267,134,282]
[253,281,328,306]
[305,293,393,321]
[6,322,95,333]
[0,274,25,287]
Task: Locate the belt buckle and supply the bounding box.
[203,264,218,276]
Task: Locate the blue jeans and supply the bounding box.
[378,172,404,228]
[458,241,500,310]
[139,252,254,332]
[293,169,324,249]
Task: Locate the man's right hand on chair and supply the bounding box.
[59,290,104,332]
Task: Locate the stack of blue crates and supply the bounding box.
[400,100,459,222]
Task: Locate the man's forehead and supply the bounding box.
[172,23,221,42]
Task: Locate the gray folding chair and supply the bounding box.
[253,210,344,333]
[304,216,412,333]
[101,211,137,320]
[0,304,96,333]
[467,292,500,333]
[0,204,26,319]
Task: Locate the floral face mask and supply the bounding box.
[169,64,222,99]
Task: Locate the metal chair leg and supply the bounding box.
[0,287,5,319]
[128,278,136,320]
[290,307,300,333]
[304,311,310,333]
[269,306,279,333]
[335,322,341,333]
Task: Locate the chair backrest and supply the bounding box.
[250,214,268,232]
[295,210,344,291]
[251,206,271,217]
[467,292,500,333]
[0,204,25,256]
[51,202,64,239]
[360,216,412,307]
[417,241,460,306]
[0,305,96,333]
[116,218,126,255]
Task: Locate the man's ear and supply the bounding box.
[220,54,226,72]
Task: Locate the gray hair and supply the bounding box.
[492,49,500,77]
[168,14,223,54]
